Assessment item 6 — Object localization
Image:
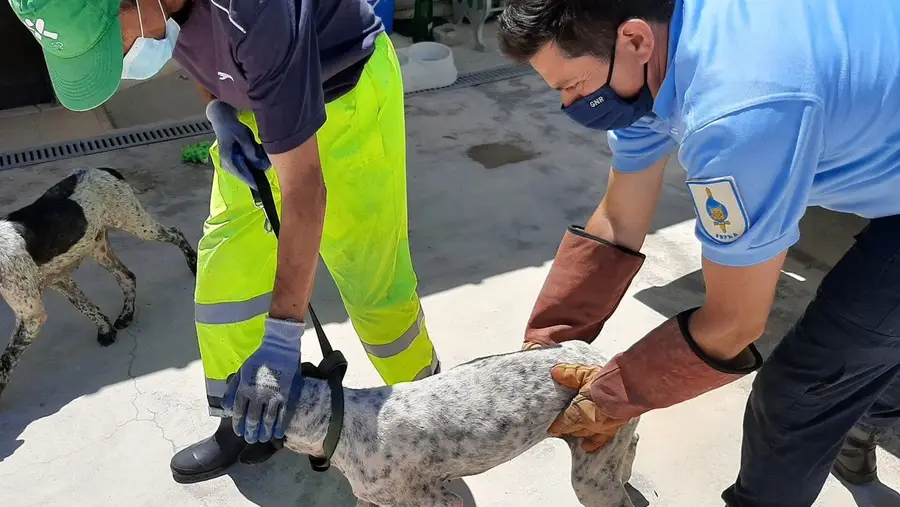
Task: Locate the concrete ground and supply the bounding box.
[0,104,115,154]
[2,72,900,507]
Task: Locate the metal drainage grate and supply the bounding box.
[406,62,535,96]
[0,119,213,172]
[0,62,536,172]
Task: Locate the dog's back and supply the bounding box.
[373,341,613,476]
[1,168,133,278]
[321,340,638,506]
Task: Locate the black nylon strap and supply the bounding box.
[249,169,345,472]
[250,172,333,357]
[303,353,348,472]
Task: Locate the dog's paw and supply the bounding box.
[97,328,117,347]
[114,313,134,330]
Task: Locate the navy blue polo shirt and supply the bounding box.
[172,0,383,154]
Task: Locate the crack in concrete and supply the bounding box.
[123,327,177,454]
[0,397,140,479]
[0,326,176,480]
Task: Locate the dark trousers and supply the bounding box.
[723,214,900,507]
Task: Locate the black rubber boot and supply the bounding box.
[833,426,878,485]
[170,417,248,484]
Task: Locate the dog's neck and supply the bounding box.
[282,376,391,469]
[283,376,333,457]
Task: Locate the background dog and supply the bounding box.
[282,340,640,507]
[0,167,197,400]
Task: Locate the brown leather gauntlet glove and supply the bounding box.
[523,225,645,349]
[548,308,763,451]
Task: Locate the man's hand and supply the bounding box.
[206,100,272,190]
[547,363,631,452]
[223,317,304,443]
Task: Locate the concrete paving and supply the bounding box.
[0,104,114,154]
[1,73,899,507]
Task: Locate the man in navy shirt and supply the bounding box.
[8,0,442,483]
[499,0,900,504]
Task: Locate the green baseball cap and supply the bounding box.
[7,0,123,111]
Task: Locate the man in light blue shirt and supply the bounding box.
[498,0,900,504]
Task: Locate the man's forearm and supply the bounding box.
[584,201,634,249]
[583,157,669,251]
[267,139,327,322]
[268,175,326,321]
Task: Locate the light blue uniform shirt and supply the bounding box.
[609,0,900,267]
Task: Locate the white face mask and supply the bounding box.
[121,0,181,80]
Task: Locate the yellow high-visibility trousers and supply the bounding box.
[193,33,438,415]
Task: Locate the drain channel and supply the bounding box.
[406,62,534,96]
[0,120,213,172]
[0,62,535,172]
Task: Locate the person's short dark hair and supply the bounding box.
[497,0,675,62]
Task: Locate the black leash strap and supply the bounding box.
[249,169,347,473]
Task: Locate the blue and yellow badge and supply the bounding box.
[685,176,749,244]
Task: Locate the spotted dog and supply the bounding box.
[283,340,640,507]
[0,168,197,400]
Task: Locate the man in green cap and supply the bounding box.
[7,0,442,483]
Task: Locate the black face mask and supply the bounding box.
[561,42,655,131]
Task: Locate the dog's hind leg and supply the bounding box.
[92,229,137,329]
[50,276,116,346]
[108,191,197,276]
[0,312,46,399]
[0,276,46,399]
[566,419,640,507]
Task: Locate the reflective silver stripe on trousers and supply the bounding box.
[195,292,273,325]
[361,310,425,358]
[206,378,229,398]
[413,350,441,380]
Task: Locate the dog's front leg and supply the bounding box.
[566,419,639,507]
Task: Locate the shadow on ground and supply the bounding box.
[831,471,900,507]
[220,446,649,507]
[223,450,481,506]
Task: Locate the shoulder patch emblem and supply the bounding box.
[685,176,749,244]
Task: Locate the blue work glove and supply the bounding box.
[222,316,305,443]
[205,99,271,190]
